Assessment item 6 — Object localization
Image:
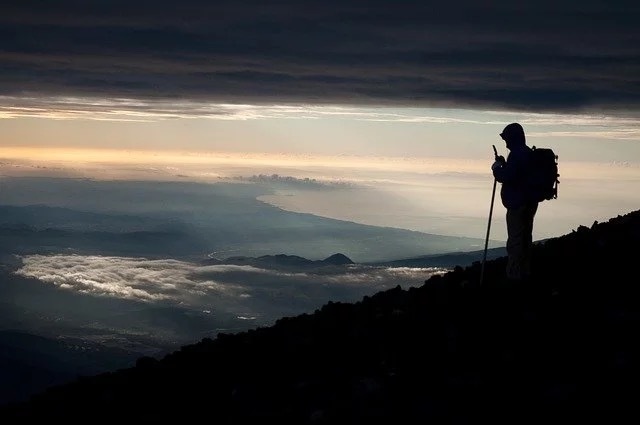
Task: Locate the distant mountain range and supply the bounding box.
[203,252,355,270]
[0,185,503,263]
[203,248,505,271]
[3,210,640,423]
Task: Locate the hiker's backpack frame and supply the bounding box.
[530,146,560,201]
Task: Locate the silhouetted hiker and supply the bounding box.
[491,123,538,282]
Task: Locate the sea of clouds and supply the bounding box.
[15,254,446,323]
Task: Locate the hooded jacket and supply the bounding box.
[492,133,535,209]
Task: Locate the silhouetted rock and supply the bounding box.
[321,253,354,265]
[3,210,640,424]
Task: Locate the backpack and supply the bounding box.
[528,146,560,202]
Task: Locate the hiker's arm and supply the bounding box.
[492,153,525,183]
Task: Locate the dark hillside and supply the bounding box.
[2,210,640,424]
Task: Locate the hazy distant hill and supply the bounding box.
[203,253,355,270]
[0,178,503,262]
[3,210,639,423]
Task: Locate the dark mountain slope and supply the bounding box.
[0,331,137,406]
[2,211,640,424]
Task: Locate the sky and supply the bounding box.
[1,0,639,240]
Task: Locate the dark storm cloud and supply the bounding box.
[2,0,639,113]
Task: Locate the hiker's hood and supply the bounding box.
[501,123,526,150]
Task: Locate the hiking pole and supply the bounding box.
[480,145,499,286]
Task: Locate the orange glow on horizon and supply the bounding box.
[0,146,487,172]
[0,146,637,182]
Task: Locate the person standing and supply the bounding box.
[491,123,538,282]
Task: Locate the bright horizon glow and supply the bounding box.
[1,100,639,243]
[2,100,640,162]
[2,144,639,243]
[1,145,637,180]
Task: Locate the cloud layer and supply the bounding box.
[2,1,638,114]
[14,255,243,302]
[14,254,445,321]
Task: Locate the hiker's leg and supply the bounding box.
[521,203,539,278]
[506,207,527,280]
